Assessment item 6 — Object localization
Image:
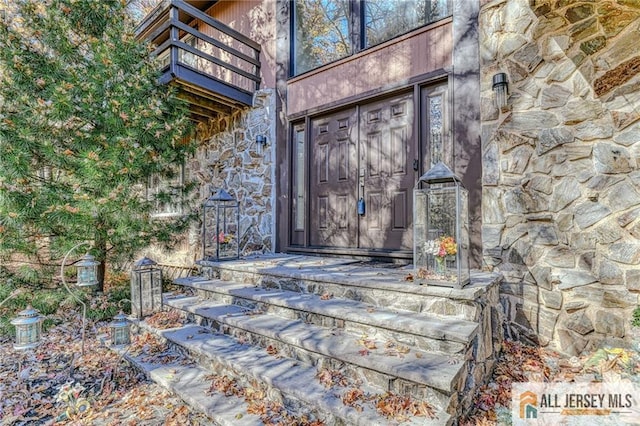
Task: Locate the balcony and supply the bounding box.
[136,0,261,121]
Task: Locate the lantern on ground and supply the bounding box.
[130,257,163,319]
[414,161,470,288]
[109,311,130,347]
[202,188,240,261]
[11,305,43,350]
[75,253,99,287]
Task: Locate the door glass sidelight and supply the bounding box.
[421,82,451,171]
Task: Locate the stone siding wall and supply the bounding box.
[480,0,640,355]
[146,89,276,266]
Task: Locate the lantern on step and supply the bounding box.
[109,311,131,347]
[11,305,43,350]
[130,257,163,319]
[414,162,470,288]
[202,188,240,261]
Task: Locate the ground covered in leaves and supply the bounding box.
[0,297,208,426]
[460,339,640,425]
[2,295,639,425]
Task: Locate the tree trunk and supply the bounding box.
[94,222,108,293]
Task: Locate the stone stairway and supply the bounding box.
[125,254,502,425]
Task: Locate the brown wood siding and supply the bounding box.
[287,20,452,116]
[202,0,276,89]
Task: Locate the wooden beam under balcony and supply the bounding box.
[137,0,261,122]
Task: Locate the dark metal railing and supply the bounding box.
[137,0,261,107]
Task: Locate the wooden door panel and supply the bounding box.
[359,92,415,250]
[309,108,357,247]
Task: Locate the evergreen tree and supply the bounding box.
[0,0,197,290]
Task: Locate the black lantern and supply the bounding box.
[109,311,131,347]
[414,162,470,288]
[130,257,163,319]
[11,305,43,350]
[202,189,240,261]
[75,253,99,287]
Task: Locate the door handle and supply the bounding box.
[413,159,419,171]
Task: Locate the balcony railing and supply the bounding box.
[136,0,261,120]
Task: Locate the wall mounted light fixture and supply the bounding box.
[255,135,267,154]
[492,72,509,112]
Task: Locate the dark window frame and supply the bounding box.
[290,0,452,77]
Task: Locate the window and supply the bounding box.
[293,126,306,231]
[147,164,184,217]
[364,0,450,47]
[292,0,451,76]
[293,0,352,75]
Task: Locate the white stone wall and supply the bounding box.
[480,0,640,355]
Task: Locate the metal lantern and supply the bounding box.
[75,253,99,287]
[202,188,240,261]
[109,311,131,347]
[130,257,163,319]
[414,161,470,288]
[11,305,43,350]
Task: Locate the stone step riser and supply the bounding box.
[173,305,455,412]
[191,287,469,355]
[206,267,482,321]
[148,328,346,425]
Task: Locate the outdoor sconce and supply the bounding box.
[413,161,470,289]
[492,72,509,111]
[11,305,43,350]
[202,188,240,261]
[255,134,267,154]
[130,257,163,320]
[109,311,131,347]
[75,253,100,287]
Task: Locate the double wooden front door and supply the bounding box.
[309,91,415,251]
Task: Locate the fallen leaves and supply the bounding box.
[383,341,410,358]
[341,388,366,412]
[204,374,325,426]
[375,392,436,421]
[145,310,185,330]
[316,368,348,389]
[320,292,333,300]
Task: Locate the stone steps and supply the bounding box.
[164,294,465,408]
[133,321,452,426]
[171,277,479,355]
[129,254,502,423]
[198,254,498,322]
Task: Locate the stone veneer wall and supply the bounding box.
[146,89,276,265]
[480,0,640,355]
[191,89,276,256]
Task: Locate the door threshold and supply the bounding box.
[285,246,412,263]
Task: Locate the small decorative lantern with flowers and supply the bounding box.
[413,161,470,288]
[109,311,131,347]
[130,257,163,319]
[11,305,43,350]
[202,188,240,261]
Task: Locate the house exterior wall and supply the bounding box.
[480,0,640,355]
[286,19,453,117]
[206,0,277,89]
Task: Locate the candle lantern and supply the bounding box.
[109,311,131,347]
[75,253,99,287]
[11,305,43,350]
[130,257,163,319]
[414,161,470,288]
[202,188,240,261]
